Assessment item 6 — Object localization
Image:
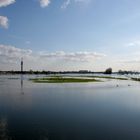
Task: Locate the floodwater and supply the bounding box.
[0,75,140,140]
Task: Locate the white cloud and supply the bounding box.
[25,41,31,45]
[0,44,32,63]
[39,0,50,8]
[75,0,90,3]
[0,0,15,29]
[0,45,105,64]
[118,59,140,64]
[61,0,70,9]
[125,41,140,47]
[61,0,90,9]
[0,0,15,7]
[0,44,106,70]
[39,51,106,62]
[0,16,8,29]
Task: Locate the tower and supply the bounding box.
[21,58,23,73]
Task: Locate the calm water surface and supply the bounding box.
[0,75,140,140]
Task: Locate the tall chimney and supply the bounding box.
[21,58,23,73]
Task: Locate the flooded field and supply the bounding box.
[0,74,140,140]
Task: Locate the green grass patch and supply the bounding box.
[131,78,140,81]
[31,77,100,83]
[83,76,128,80]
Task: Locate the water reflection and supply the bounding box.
[38,129,49,140]
[0,117,11,140]
[21,75,24,95]
[1,75,140,140]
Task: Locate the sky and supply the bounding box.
[1,0,140,71]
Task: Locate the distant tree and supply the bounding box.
[118,70,125,75]
[104,68,112,74]
[118,70,122,73]
[29,69,33,74]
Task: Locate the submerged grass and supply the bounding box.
[83,76,128,80]
[131,78,140,81]
[30,75,129,83]
[31,77,100,83]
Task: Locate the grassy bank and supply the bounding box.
[31,77,100,83]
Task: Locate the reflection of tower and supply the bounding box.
[21,58,23,73]
[20,58,24,94]
[21,74,24,94]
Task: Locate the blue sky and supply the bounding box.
[1,0,140,71]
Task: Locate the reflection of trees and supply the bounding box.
[0,118,10,140]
